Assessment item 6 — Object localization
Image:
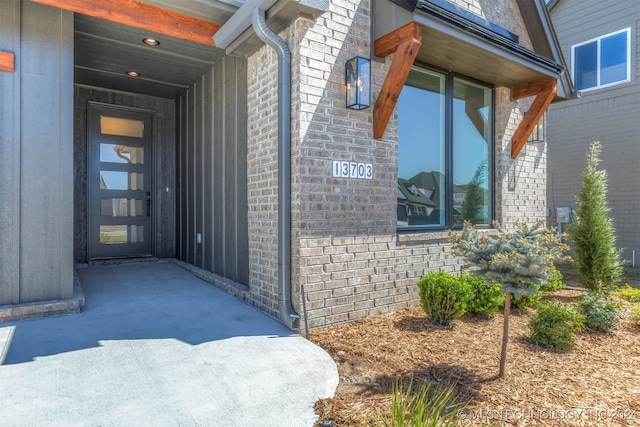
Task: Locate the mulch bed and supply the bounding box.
[310,290,640,426]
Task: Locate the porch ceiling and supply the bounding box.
[74,11,228,99]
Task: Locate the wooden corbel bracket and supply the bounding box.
[373,22,422,139]
[511,77,557,159]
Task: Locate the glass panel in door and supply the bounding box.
[89,105,153,259]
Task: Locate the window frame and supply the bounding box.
[397,63,495,233]
[571,27,631,92]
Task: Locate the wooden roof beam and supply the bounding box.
[511,77,557,159]
[373,22,422,139]
[31,0,221,47]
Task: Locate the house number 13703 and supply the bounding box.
[332,161,372,179]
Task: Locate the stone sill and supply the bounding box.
[397,227,497,245]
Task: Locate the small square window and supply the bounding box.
[572,28,630,91]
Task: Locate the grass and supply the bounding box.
[367,381,467,427]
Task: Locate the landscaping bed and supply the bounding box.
[310,288,640,426]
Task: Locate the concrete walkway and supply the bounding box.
[0,262,338,427]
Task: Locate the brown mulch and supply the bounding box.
[309,290,640,426]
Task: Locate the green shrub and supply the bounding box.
[462,274,504,318]
[511,285,542,309]
[631,308,640,327]
[578,294,621,332]
[611,284,640,303]
[542,266,566,293]
[512,269,566,310]
[417,271,472,326]
[528,300,585,350]
[368,381,466,427]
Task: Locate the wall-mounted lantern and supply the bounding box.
[345,56,370,110]
[527,112,545,143]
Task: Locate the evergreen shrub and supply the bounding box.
[461,274,504,317]
[578,294,621,332]
[569,141,623,294]
[528,300,585,350]
[611,285,640,303]
[417,271,472,326]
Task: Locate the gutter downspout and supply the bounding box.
[252,8,300,330]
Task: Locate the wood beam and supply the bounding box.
[31,0,221,47]
[374,21,422,58]
[511,77,557,159]
[512,77,556,99]
[373,23,422,139]
[0,51,14,73]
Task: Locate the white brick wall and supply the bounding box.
[247,0,550,329]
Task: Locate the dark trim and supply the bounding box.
[388,0,419,12]
[546,0,561,11]
[444,73,454,229]
[397,65,494,233]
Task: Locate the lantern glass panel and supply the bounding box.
[346,57,370,109]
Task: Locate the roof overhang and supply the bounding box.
[374,0,565,88]
[373,0,568,158]
[516,0,578,100]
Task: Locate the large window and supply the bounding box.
[397,66,492,229]
[572,28,630,91]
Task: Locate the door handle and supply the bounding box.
[146,192,151,217]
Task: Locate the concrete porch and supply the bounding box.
[0,261,337,426]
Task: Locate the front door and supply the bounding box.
[88,104,153,259]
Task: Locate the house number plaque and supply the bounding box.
[332,161,373,179]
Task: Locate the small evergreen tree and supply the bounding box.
[569,141,623,294]
[449,221,568,377]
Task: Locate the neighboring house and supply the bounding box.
[0,0,572,329]
[546,0,639,263]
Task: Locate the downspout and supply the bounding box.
[251,8,299,330]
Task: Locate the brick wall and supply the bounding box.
[247,35,284,318]
[247,0,549,329]
[495,89,548,227]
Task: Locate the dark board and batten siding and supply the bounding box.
[176,56,249,286]
[0,1,74,304]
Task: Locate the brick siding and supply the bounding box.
[247,0,549,329]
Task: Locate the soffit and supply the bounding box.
[74,14,226,99]
[413,12,561,88]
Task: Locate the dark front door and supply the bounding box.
[88,104,153,259]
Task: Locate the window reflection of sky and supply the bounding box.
[398,84,445,181]
[100,144,130,163]
[453,99,490,186]
[100,171,128,190]
[398,81,489,186]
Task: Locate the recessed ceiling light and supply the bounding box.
[143,38,160,46]
[126,71,140,77]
